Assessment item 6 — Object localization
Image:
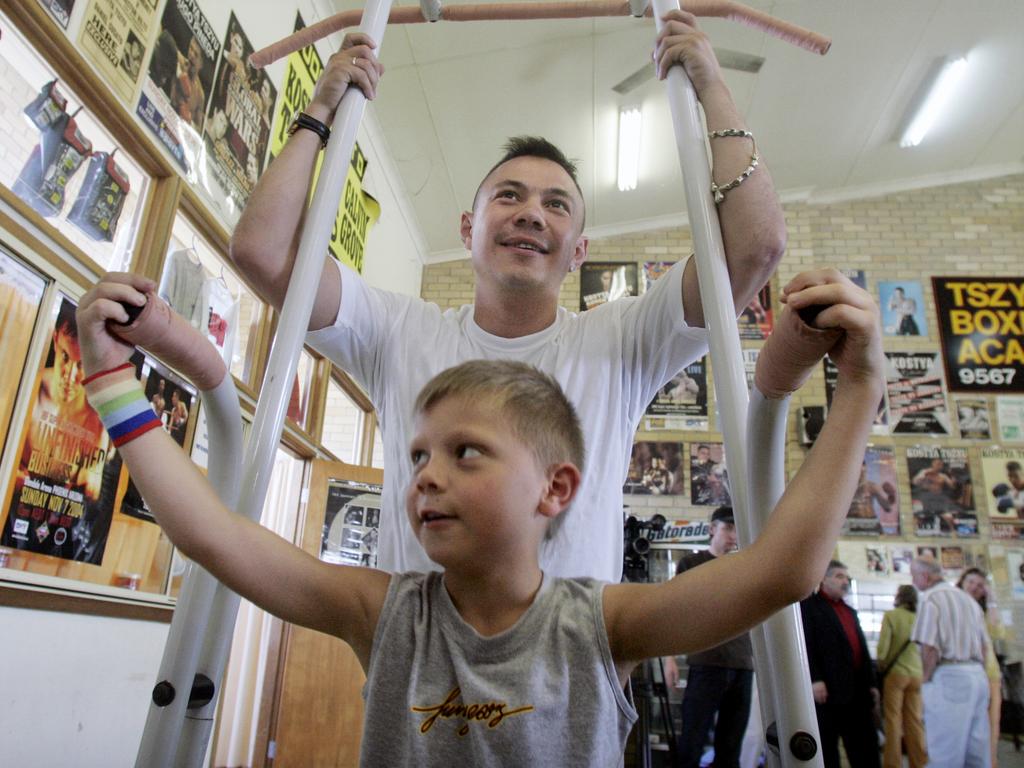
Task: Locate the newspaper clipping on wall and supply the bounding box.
[907,445,977,537]
[78,0,159,103]
[955,397,992,440]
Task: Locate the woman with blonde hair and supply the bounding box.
[877,584,927,768]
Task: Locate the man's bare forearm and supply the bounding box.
[701,82,786,305]
[921,643,939,682]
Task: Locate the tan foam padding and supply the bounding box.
[114,292,227,392]
[754,305,841,400]
[251,0,829,69]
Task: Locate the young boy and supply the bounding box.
[76,268,883,767]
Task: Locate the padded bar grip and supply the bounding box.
[754,305,841,400]
[113,293,228,392]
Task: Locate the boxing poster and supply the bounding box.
[643,356,708,431]
[879,280,927,338]
[907,445,977,537]
[955,397,992,440]
[884,352,951,435]
[118,358,196,523]
[836,541,888,579]
[136,0,219,173]
[932,277,1024,394]
[0,252,47,448]
[320,479,383,568]
[824,357,889,434]
[839,268,866,289]
[580,262,637,311]
[203,12,276,210]
[623,441,686,496]
[842,446,900,536]
[940,545,965,571]
[689,442,731,507]
[890,546,914,574]
[737,283,772,340]
[268,13,379,273]
[0,296,128,562]
[78,0,158,103]
[1008,550,1024,600]
[981,447,1024,521]
[642,261,673,293]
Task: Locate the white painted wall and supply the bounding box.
[0,606,171,768]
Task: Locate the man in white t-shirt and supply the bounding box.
[230,12,786,580]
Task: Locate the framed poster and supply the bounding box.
[580,261,637,311]
[320,479,383,568]
[689,442,731,507]
[135,0,218,173]
[203,12,276,209]
[932,277,1024,394]
[907,445,977,537]
[623,441,686,496]
[980,448,1024,520]
[738,283,772,340]
[879,280,927,337]
[643,356,708,431]
[955,397,991,440]
[842,446,899,536]
[884,352,950,435]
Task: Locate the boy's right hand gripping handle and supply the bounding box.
[754,305,841,400]
[113,294,227,392]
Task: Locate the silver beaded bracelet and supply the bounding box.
[708,129,759,203]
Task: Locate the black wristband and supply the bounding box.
[288,111,331,148]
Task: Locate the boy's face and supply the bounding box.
[406,395,551,569]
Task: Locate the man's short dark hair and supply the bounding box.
[1008,461,1022,472]
[825,559,847,577]
[474,136,585,222]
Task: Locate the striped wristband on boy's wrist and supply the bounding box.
[83,363,162,447]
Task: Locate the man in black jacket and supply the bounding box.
[800,559,880,768]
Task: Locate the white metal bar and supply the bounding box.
[648,2,821,764]
[747,389,823,765]
[135,375,243,768]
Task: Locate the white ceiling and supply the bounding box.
[328,0,1024,260]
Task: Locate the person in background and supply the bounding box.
[674,506,754,768]
[800,560,880,768]
[958,567,1004,767]
[911,556,990,768]
[877,584,927,768]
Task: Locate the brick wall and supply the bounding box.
[420,173,1024,653]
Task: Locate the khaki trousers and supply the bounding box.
[882,673,928,768]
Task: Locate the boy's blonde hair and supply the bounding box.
[413,360,585,475]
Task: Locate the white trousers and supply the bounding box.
[921,663,990,768]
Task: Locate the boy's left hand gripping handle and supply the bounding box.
[113,293,228,392]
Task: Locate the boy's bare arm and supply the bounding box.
[604,269,883,667]
[76,274,389,667]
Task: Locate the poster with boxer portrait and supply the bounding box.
[203,12,276,210]
[643,356,708,431]
[981,447,1024,521]
[842,446,900,536]
[907,445,977,537]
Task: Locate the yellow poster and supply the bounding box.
[269,12,380,274]
[78,0,158,104]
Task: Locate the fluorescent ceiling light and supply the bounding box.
[900,56,968,148]
[617,107,642,191]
